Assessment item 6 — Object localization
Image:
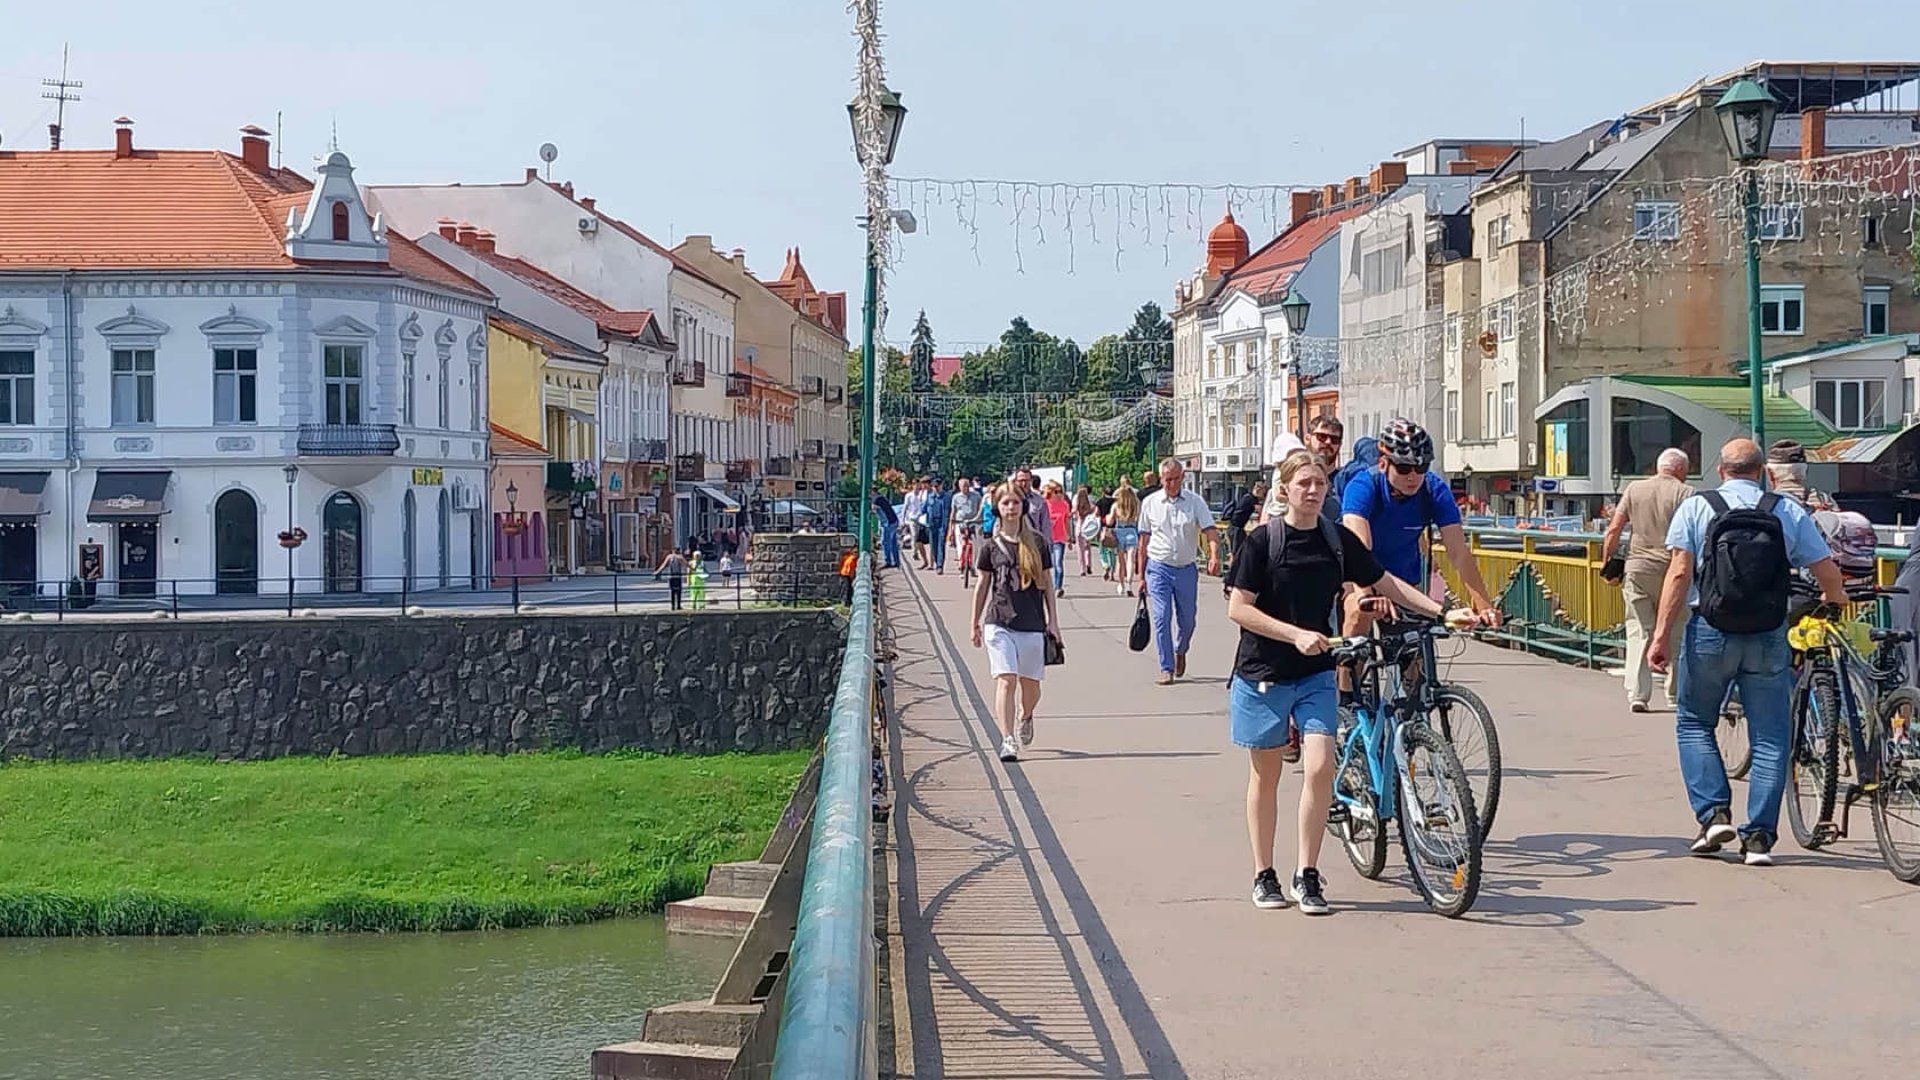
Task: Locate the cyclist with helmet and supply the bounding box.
[1339,418,1501,640]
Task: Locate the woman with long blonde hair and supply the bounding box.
[971,484,1060,763]
[1107,480,1142,597]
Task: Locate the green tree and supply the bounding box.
[1122,301,1174,386]
[908,310,936,395]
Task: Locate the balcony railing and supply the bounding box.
[766,456,794,477]
[801,439,824,459]
[672,360,707,386]
[297,423,399,457]
[675,453,706,482]
[629,437,668,463]
[726,372,751,398]
[725,460,753,483]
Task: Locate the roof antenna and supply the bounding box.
[539,142,559,181]
[276,110,283,168]
[329,114,340,154]
[41,43,82,150]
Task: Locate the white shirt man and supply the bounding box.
[1136,461,1222,684]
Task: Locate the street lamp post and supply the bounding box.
[1138,358,1159,464]
[281,463,299,614]
[1714,77,1781,447]
[503,480,524,613]
[1280,288,1312,440]
[849,84,908,553]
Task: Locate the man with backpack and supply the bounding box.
[1649,438,1848,866]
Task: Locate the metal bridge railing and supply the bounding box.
[767,554,877,1080]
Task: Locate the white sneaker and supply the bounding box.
[1019,715,1035,746]
[998,736,1019,763]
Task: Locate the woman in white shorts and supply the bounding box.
[971,485,1060,763]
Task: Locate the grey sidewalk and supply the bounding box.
[882,562,1920,1079]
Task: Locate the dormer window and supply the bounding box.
[331,202,351,241]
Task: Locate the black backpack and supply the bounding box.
[1266,513,1345,582]
[1696,491,1790,634]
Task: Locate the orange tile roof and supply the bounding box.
[0,146,493,301]
[489,422,548,458]
[1217,199,1377,302]
[760,246,848,338]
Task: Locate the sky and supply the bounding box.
[4,0,1918,350]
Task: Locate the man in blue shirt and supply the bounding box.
[1339,419,1500,637]
[1650,438,1847,866]
[925,478,953,575]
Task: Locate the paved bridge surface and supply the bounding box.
[881,564,1920,1080]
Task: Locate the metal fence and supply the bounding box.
[767,554,878,1079]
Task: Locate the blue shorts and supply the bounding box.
[1115,525,1140,551]
[1228,671,1338,749]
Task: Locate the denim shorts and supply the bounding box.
[1114,525,1140,551]
[1229,671,1338,749]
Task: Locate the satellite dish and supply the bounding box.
[538,143,558,164]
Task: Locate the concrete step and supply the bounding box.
[591,1041,735,1080]
[703,860,779,900]
[664,894,760,937]
[641,1001,761,1047]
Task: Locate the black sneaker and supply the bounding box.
[1291,868,1331,915]
[1740,833,1775,867]
[1251,868,1288,909]
[1690,810,1737,856]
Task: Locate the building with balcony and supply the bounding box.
[0,122,491,601]
[1439,61,1920,515]
[730,362,797,502]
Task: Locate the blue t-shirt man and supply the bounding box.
[1340,467,1461,586]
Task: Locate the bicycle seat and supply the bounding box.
[1870,628,1916,644]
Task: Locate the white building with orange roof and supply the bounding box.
[0,120,494,604]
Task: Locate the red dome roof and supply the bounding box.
[1205,210,1250,276]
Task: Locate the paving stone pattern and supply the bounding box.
[0,609,844,761]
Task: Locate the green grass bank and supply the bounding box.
[0,751,810,936]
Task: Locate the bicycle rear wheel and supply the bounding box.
[1788,665,1842,851]
[1871,688,1920,883]
[1719,690,1750,781]
[1396,723,1483,918]
[1330,709,1388,879]
[1432,684,1502,837]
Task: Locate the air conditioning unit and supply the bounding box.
[578,217,599,234]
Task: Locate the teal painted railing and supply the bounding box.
[768,555,877,1080]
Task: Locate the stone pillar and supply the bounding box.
[749,532,856,603]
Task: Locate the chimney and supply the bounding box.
[1289,190,1316,227]
[1369,160,1407,196]
[472,230,497,255]
[435,218,459,240]
[580,197,595,212]
[1343,176,1365,203]
[1322,182,1341,207]
[560,181,574,198]
[731,247,747,268]
[1447,159,1479,176]
[239,124,272,173]
[1800,107,1827,161]
[113,117,134,159]
[455,223,478,247]
[525,167,539,182]
[825,294,847,334]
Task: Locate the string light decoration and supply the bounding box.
[850,0,893,302]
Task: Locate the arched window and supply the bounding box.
[213,488,259,595]
[437,489,451,588]
[323,492,363,593]
[331,202,351,242]
[402,489,417,589]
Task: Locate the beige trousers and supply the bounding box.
[1621,563,1680,706]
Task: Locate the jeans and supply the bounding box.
[1146,559,1198,674]
[1051,541,1066,590]
[1622,562,1681,705]
[880,522,900,567]
[1675,615,1794,842]
[929,517,948,570]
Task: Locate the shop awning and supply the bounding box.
[0,471,50,522]
[693,484,741,511]
[87,470,172,523]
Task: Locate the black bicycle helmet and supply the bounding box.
[1378,417,1435,468]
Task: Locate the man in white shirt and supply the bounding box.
[1136,458,1222,684]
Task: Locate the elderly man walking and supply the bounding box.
[1137,458,1221,685]
[1649,438,1848,866]
[1602,448,1694,712]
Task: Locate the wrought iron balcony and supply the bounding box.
[726,372,751,398]
[674,453,706,482]
[629,437,668,463]
[725,459,754,483]
[766,456,794,477]
[801,439,824,459]
[297,423,399,456]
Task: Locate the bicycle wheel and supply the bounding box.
[1788,665,1842,851]
[1396,723,1483,918]
[1432,684,1502,837]
[1719,690,1750,781]
[1870,688,1920,883]
[1330,709,1388,879]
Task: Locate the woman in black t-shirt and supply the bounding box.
[970,486,1060,764]
[1224,452,1459,915]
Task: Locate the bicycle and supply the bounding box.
[1327,614,1485,917]
[1784,582,1920,881]
[1370,605,1504,835]
[957,524,979,589]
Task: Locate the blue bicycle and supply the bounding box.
[1328,617,1484,917]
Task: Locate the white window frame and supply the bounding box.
[1864,286,1892,336]
[1484,389,1496,439]
[212,347,257,425]
[1444,389,1460,442]
[471,359,485,433]
[1499,300,1516,341]
[1757,202,1804,241]
[1813,378,1887,431]
[1760,284,1805,336]
[323,343,367,426]
[401,349,417,427]
[1863,214,1884,248]
[0,349,33,426]
[111,348,156,425]
[1499,381,1516,437]
[1632,201,1680,241]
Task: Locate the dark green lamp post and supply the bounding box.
[1714,77,1781,447]
[1280,287,1312,439]
[848,84,908,551]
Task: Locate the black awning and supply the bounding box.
[87,470,172,523]
[0,471,50,522]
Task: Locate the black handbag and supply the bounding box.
[1600,554,1626,583]
[1044,632,1066,666]
[1128,591,1152,652]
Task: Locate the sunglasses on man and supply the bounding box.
[1310,429,1343,443]
[1389,461,1428,476]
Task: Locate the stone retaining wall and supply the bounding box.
[0,609,844,762]
[749,532,856,604]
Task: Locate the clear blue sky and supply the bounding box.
[3,1,1914,348]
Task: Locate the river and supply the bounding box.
[0,917,738,1080]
